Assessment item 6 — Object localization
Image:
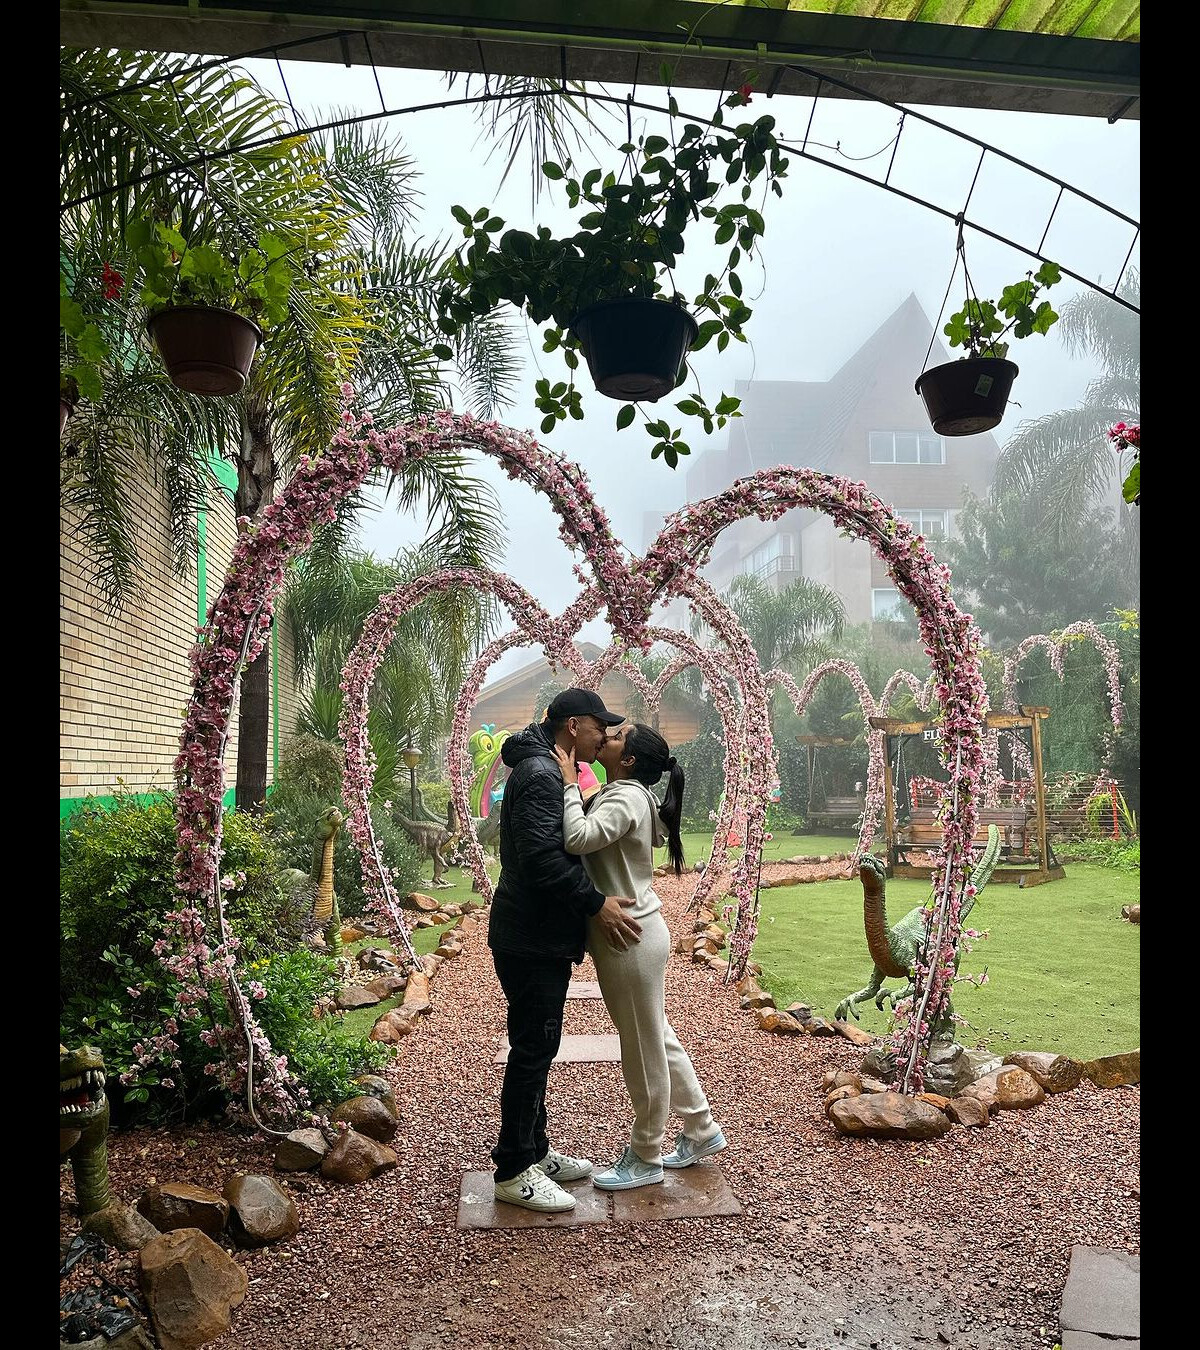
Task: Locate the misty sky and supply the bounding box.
[242,57,1140,678]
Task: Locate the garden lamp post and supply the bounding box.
[401,742,422,819]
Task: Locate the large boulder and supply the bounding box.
[994,1067,1046,1110]
[223,1174,299,1247]
[320,1128,397,1184]
[1081,1050,1140,1087]
[1003,1051,1083,1094]
[82,1201,160,1251]
[136,1183,228,1239]
[829,1092,952,1139]
[329,1094,399,1143]
[945,1095,990,1128]
[273,1128,328,1172]
[138,1228,248,1350]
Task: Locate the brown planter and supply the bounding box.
[915,357,1019,437]
[148,305,263,396]
[569,298,698,402]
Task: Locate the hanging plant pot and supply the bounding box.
[147,305,264,396]
[569,298,699,402]
[914,357,1019,437]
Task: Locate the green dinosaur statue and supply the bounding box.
[281,806,344,952]
[60,1044,111,1216]
[835,825,1001,1026]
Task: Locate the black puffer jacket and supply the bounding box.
[487,721,606,962]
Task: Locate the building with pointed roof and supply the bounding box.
[651,294,1002,627]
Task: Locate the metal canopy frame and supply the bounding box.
[59,0,1140,121]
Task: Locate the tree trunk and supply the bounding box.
[234,394,275,813]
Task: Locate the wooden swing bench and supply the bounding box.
[897,804,1030,857]
[807,796,865,830]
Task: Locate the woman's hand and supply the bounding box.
[551,743,579,786]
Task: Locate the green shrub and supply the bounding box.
[243,947,394,1107]
[275,734,345,801]
[418,780,451,820]
[1056,836,1140,872]
[265,787,423,918]
[60,793,296,994]
[59,793,305,1124]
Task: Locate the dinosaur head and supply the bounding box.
[858,853,887,886]
[60,1044,108,1130]
[318,807,343,839]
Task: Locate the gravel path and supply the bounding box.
[61,871,1140,1350]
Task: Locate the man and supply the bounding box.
[488,688,643,1212]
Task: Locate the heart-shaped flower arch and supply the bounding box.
[166,400,987,1117]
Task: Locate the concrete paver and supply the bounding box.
[1059,1245,1140,1341]
[494,1033,622,1064]
[610,1162,742,1223]
[457,1172,608,1230]
[565,980,603,999]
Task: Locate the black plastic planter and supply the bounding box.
[914,357,1019,437]
[148,305,264,396]
[570,298,699,402]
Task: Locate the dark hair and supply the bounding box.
[624,723,686,875]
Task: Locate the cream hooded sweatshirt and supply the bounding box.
[562,779,667,922]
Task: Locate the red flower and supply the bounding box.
[101,262,124,301]
[738,83,754,102]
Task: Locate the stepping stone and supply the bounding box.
[494,1033,622,1065]
[610,1164,742,1223]
[1060,1245,1140,1341]
[566,981,603,999]
[1062,1334,1140,1349]
[456,1171,608,1230]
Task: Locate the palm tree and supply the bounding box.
[694,573,847,674]
[61,50,515,807]
[991,267,1140,542]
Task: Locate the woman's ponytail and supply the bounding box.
[625,725,687,875]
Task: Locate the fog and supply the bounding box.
[243,58,1140,676]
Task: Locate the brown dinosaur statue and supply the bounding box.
[281,806,344,951]
[395,809,459,889]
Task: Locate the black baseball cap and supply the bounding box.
[546,687,624,726]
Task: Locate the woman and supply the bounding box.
[552,722,726,1190]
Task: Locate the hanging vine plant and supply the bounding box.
[434,91,788,467]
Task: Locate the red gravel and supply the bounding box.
[61,873,1140,1350]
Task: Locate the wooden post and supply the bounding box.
[1028,707,1051,883]
[881,733,895,876]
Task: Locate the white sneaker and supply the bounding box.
[591,1146,664,1191]
[662,1127,728,1168]
[537,1146,593,1182]
[493,1164,577,1212]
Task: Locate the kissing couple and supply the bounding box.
[487,687,726,1212]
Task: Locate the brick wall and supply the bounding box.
[60,470,300,806]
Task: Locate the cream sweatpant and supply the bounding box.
[587,909,718,1165]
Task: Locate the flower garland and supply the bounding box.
[171,397,986,1107]
[1002,620,1125,780]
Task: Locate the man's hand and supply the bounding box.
[551,743,579,786]
[595,896,642,951]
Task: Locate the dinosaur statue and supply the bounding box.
[835,825,1002,1027]
[60,1044,111,1216]
[280,806,344,952]
[396,810,459,889]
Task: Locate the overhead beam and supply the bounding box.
[58,1,1140,120]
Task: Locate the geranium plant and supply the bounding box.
[59,260,123,408]
[942,260,1063,360]
[1108,421,1140,505]
[434,95,788,468]
[124,214,298,329]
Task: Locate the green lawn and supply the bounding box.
[743,863,1139,1060]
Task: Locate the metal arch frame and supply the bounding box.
[60,34,1140,311]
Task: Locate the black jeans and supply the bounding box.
[491,950,573,1183]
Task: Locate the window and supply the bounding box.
[869,431,945,465]
[897,508,950,540]
[872,588,906,621]
[743,534,796,578]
